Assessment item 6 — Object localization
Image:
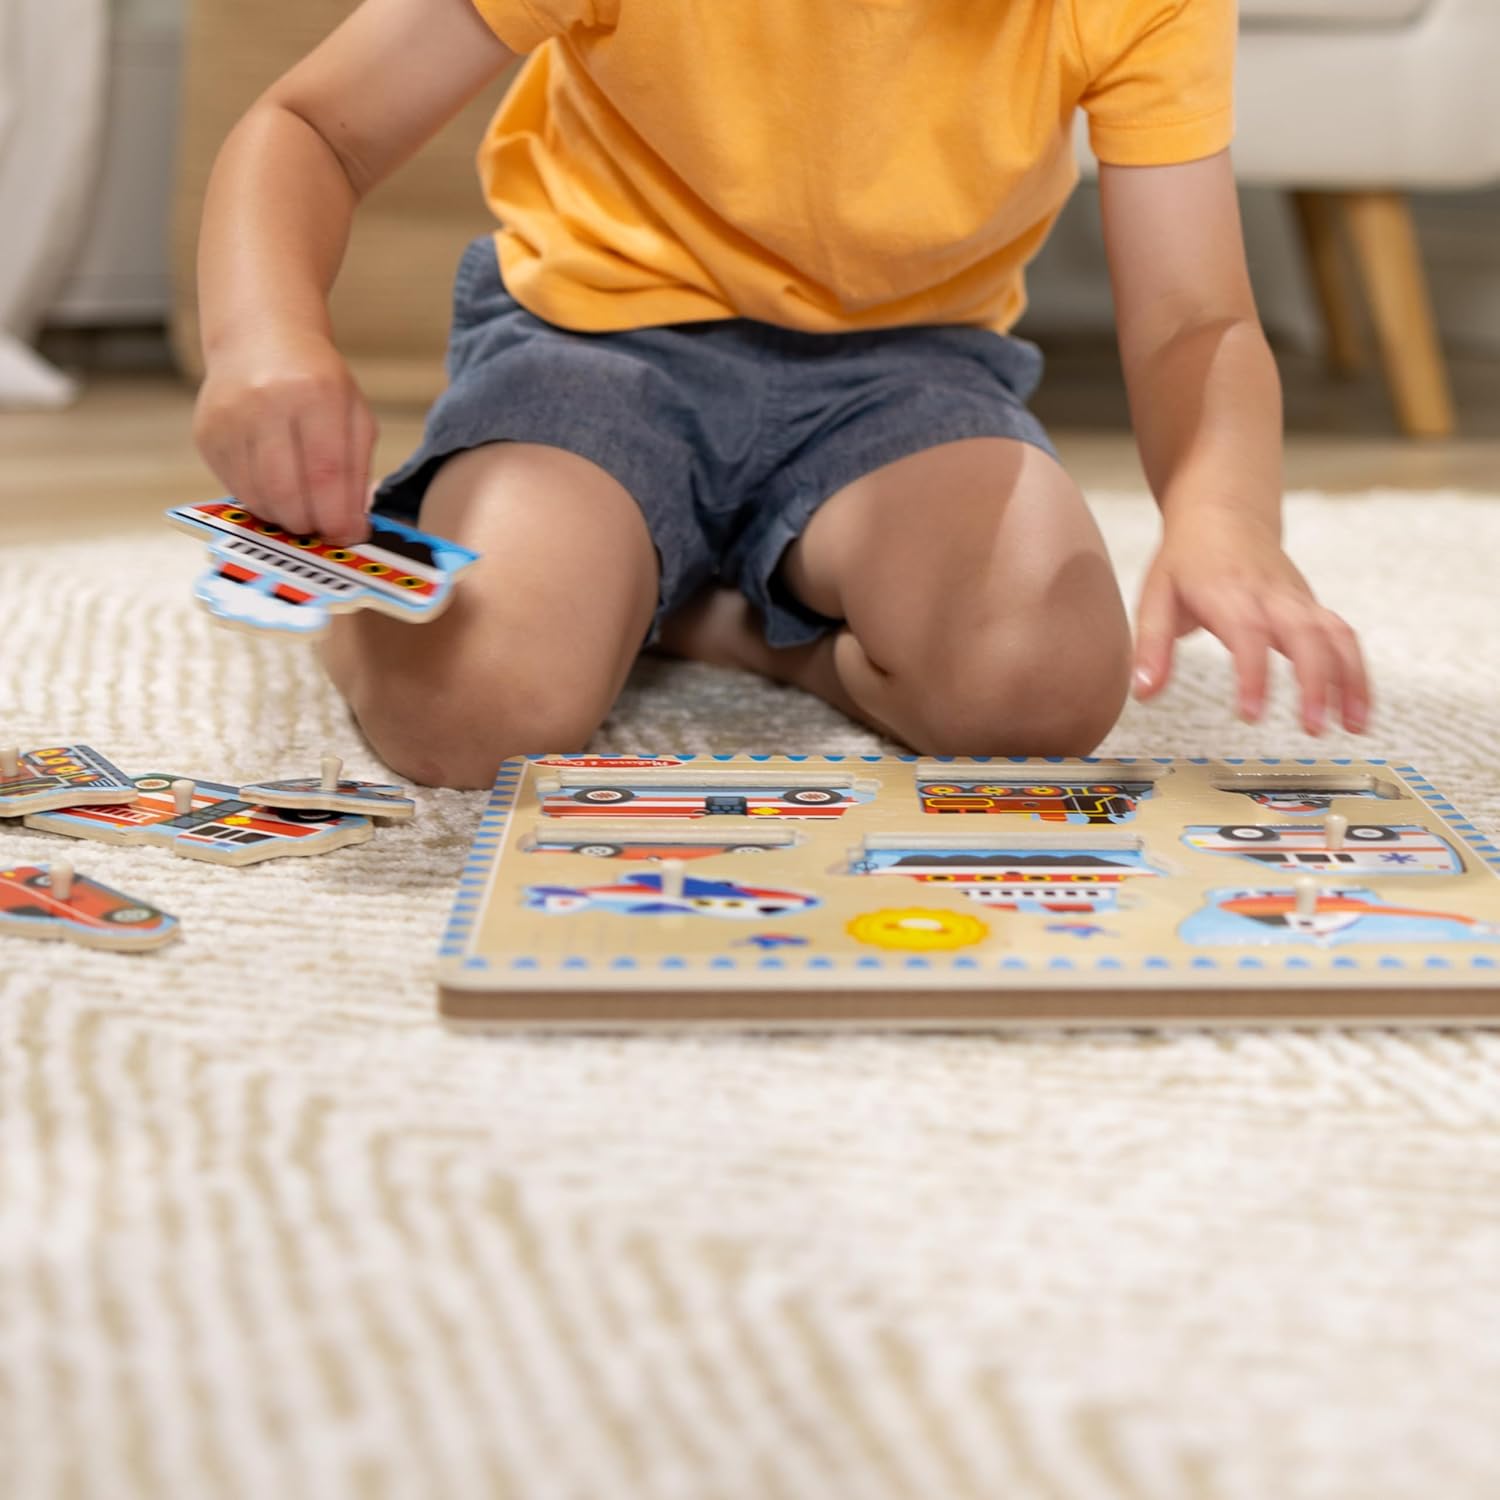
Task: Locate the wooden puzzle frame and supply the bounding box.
[437,756,1500,1028]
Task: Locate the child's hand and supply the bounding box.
[193,329,378,545]
[1132,506,1370,736]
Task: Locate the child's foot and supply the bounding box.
[654,585,782,675]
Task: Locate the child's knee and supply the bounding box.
[880,596,1132,756]
[319,625,608,789]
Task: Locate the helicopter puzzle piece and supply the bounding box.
[0,744,137,817]
[26,772,374,866]
[1180,884,1500,948]
[239,755,415,821]
[167,501,480,638]
[0,861,179,952]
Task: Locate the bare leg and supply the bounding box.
[659,438,1132,754]
[321,443,659,787]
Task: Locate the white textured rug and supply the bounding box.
[3,491,1500,1500]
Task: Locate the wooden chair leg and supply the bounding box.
[1340,190,1456,439]
[1291,190,1365,376]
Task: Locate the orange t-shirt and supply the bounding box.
[469,0,1235,333]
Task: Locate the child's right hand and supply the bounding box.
[193,330,379,545]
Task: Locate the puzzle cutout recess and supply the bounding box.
[439,755,1500,1026]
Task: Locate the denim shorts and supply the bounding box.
[375,235,1058,648]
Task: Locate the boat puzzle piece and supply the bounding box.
[167,501,480,638]
[26,772,373,866]
[844,832,1167,913]
[0,861,179,952]
[1180,885,1500,948]
[0,744,137,817]
[238,755,415,820]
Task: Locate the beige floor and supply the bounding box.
[2,347,1497,546]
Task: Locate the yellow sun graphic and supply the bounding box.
[846,907,990,951]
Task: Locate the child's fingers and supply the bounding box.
[1269,599,1335,736]
[1319,608,1370,733]
[345,401,379,542]
[296,404,358,544]
[1131,571,1177,699]
[1217,612,1271,723]
[248,426,313,536]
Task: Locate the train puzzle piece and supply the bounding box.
[0,744,137,817]
[167,501,480,638]
[0,861,179,952]
[238,756,415,820]
[26,772,374,866]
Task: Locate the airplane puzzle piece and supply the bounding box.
[167,501,480,638]
[0,862,179,952]
[26,772,374,866]
[239,755,415,820]
[0,744,137,817]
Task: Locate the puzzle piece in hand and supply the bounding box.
[0,861,179,951]
[166,501,480,637]
[0,744,137,817]
[239,755,415,820]
[26,773,374,866]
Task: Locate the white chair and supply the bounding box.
[1234,0,1500,436]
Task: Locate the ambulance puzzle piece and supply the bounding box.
[0,744,138,817]
[167,501,480,638]
[0,861,180,952]
[26,773,374,866]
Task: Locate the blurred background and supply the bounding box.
[3,0,1499,528]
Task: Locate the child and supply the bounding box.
[193,0,1369,788]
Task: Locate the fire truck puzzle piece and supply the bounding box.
[25,773,374,866]
[0,744,137,817]
[239,755,416,821]
[0,861,180,952]
[166,501,480,638]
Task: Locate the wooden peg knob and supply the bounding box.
[172,779,196,815]
[1324,814,1349,851]
[661,858,686,901]
[1294,875,1319,918]
[50,860,75,902]
[320,755,343,792]
[0,747,20,779]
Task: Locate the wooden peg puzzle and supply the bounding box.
[238,755,416,820]
[438,755,1500,1027]
[167,501,480,637]
[0,861,179,952]
[0,744,137,817]
[26,772,374,865]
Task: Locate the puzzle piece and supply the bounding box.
[239,755,415,820]
[26,772,374,865]
[0,744,136,817]
[0,861,179,952]
[167,501,480,638]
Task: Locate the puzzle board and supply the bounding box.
[437,756,1500,1027]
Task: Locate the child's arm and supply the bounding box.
[193,0,515,543]
[1100,150,1369,736]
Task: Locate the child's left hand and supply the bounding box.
[1131,505,1369,736]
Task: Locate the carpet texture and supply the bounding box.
[3,491,1499,1500]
